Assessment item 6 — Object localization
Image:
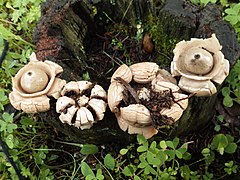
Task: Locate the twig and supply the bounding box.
[114,77,140,104]
[174,93,196,110]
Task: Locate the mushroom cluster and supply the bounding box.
[171,34,229,96]
[56,81,107,130]
[108,62,189,139]
[9,53,66,113]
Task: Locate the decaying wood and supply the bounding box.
[33,0,240,144]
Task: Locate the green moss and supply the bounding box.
[146,15,182,68]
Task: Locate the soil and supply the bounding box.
[84,31,158,89]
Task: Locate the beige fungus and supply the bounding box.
[171,34,229,96]
[108,62,189,139]
[9,52,66,113]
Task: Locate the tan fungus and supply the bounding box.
[56,81,107,130]
[9,52,66,113]
[171,34,229,96]
[108,62,189,139]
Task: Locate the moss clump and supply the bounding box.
[146,15,182,68]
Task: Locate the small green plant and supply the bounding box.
[2,0,42,39]
[190,0,217,6]
[202,134,237,157]
[224,161,238,175]
[0,114,57,179]
[0,113,18,149]
[222,60,240,107]
[81,162,104,180]
[91,135,192,179]
[83,71,91,81]
[224,3,240,41]
[210,134,237,155]
[190,0,228,7]
[214,115,225,132]
[0,1,54,178]
[130,135,191,179]
[224,3,240,25]
[110,37,124,50]
[0,89,8,111]
[201,147,215,171]
[0,0,43,89]
[201,133,238,177]
[104,154,115,171]
[80,134,239,179]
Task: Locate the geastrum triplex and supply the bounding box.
[56,81,107,130]
[9,53,66,113]
[108,62,189,139]
[171,34,229,96]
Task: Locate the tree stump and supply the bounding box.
[33,0,240,145]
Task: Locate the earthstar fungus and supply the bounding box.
[9,53,66,113]
[108,62,189,139]
[56,81,107,130]
[171,34,229,96]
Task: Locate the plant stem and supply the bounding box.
[93,154,115,180]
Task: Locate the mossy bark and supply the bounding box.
[34,0,240,145]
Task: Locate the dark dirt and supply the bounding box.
[84,32,158,88]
